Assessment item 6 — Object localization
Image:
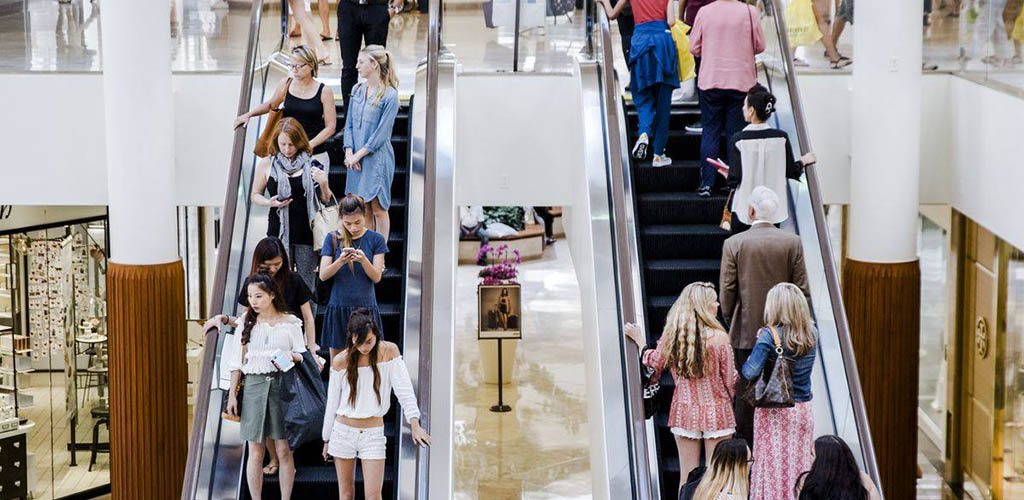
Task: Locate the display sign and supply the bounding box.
[478,284,522,340]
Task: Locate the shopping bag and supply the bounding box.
[280,350,327,449]
[786,0,822,47]
[1013,8,1024,42]
[671,21,697,82]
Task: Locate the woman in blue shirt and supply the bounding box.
[343,45,400,242]
[319,194,388,362]
[742,282,817,500]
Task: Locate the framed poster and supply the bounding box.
[478,284,522,340]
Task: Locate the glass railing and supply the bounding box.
[591,0,882,497]
[181,1,289,498]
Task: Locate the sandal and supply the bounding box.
[793,57,810,67]
[830,58,852,69]
[263,463,279,476]
[320,33,333,41]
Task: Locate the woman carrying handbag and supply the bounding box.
[741,283,818,500]
[251,118,334,297]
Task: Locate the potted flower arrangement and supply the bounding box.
[476,244,521,385]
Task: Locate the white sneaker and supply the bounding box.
[632,133,649,160]
[651,155,672,167]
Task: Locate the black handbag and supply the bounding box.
[641,346,661,419]
[743,326,796,408]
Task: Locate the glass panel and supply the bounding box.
[918,215,948,475]
[756,1,870,468]
[442,0,588,73]
[1004,246,1024,498]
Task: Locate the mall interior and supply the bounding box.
[0,0,1023,499]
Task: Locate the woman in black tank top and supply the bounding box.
[234,46,337,157]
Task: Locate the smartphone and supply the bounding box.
[341,247,356,256]
[276,194,292,202]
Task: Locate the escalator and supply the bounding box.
[180,1,441,498]
[589,1,883,498]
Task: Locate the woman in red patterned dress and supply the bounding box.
[625,281,738,495]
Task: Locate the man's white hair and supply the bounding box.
[748,185,780,221]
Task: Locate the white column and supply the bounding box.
[99,1,178,265]
[848,0,923,263]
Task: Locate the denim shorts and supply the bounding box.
[327,422,387,460]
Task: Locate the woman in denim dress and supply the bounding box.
[343,44,400,242]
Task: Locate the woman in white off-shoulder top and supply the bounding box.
[322,308,431,500]
[222,273,307,500]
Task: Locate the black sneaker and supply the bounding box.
[697,186,711,198]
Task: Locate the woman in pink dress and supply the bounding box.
[625,281,738,495]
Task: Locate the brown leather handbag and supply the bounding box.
[743,326,795,408]
[720,190,734,231]
[253,78,292,157]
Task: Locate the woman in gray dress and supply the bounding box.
[343,45,400,241]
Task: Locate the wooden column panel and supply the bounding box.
[107,261,186,498]
[843,259,921,500]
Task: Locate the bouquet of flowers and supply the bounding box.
[476,244,521,285]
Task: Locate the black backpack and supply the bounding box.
[640,346,661,419]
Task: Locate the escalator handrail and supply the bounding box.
[592,6,660,500]
[763,0,882,492]
[180,1,274,497]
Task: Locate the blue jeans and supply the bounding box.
[634,83,674,157]
[698,88,747,189]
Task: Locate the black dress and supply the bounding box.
[266,174,315,246]
[283,83,327,155]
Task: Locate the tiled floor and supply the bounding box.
[452,239,593,499]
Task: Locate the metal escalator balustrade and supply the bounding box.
[590,0,882,497]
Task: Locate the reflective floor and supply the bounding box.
[452,240,592,499]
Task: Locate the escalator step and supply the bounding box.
[637,192,728,225]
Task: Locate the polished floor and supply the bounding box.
[452,239,593,499]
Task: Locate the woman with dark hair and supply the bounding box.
[319,194,388,361]
[322,309,430,500]
[725,83,817,234]
[251,118,334,294]
[796,435,881,500]
[689,438,751,500]
[223,274,307,500]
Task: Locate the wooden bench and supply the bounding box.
[458,224,546,264]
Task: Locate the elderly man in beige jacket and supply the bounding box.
[719,185,810,445]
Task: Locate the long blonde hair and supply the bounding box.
[657,282,725,379]
[764,282,816,356]
[693,439,751,500]
[360,45,399,106]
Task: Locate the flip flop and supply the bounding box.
[321,33,333,41]
[263,464,279,476]
[830,58,852,69]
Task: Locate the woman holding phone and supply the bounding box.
[223,274,307,500]
[319,194,388,361]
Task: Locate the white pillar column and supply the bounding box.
[99,0,178,265]
[848,0,923,263]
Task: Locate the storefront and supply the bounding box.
[1,215,110,499]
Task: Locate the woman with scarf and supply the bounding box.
[252,117,334,296]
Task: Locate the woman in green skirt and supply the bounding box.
[224,273,308,499]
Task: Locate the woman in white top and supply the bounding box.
[322,308,431,500]
[223,273,307,500]
[725,83,817,234]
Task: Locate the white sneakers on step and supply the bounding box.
[651,155,672,167]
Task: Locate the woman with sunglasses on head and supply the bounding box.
[234,45,337,167]
[322,309,430,500]
[624,282,738,495]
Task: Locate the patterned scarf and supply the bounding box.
[270,151,318,247]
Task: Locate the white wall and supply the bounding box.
[0,72,240,207]
[453,73,581,206]
[799,73,1024,250]
[798,73,952,206]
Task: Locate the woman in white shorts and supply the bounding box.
[624,282,739,495]
[322,308,430,499]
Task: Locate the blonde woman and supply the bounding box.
[234,46,337,165]
[742,282,818,500]
[343,45,400,241]
[625,282,738,495]
[690,438,751,500]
